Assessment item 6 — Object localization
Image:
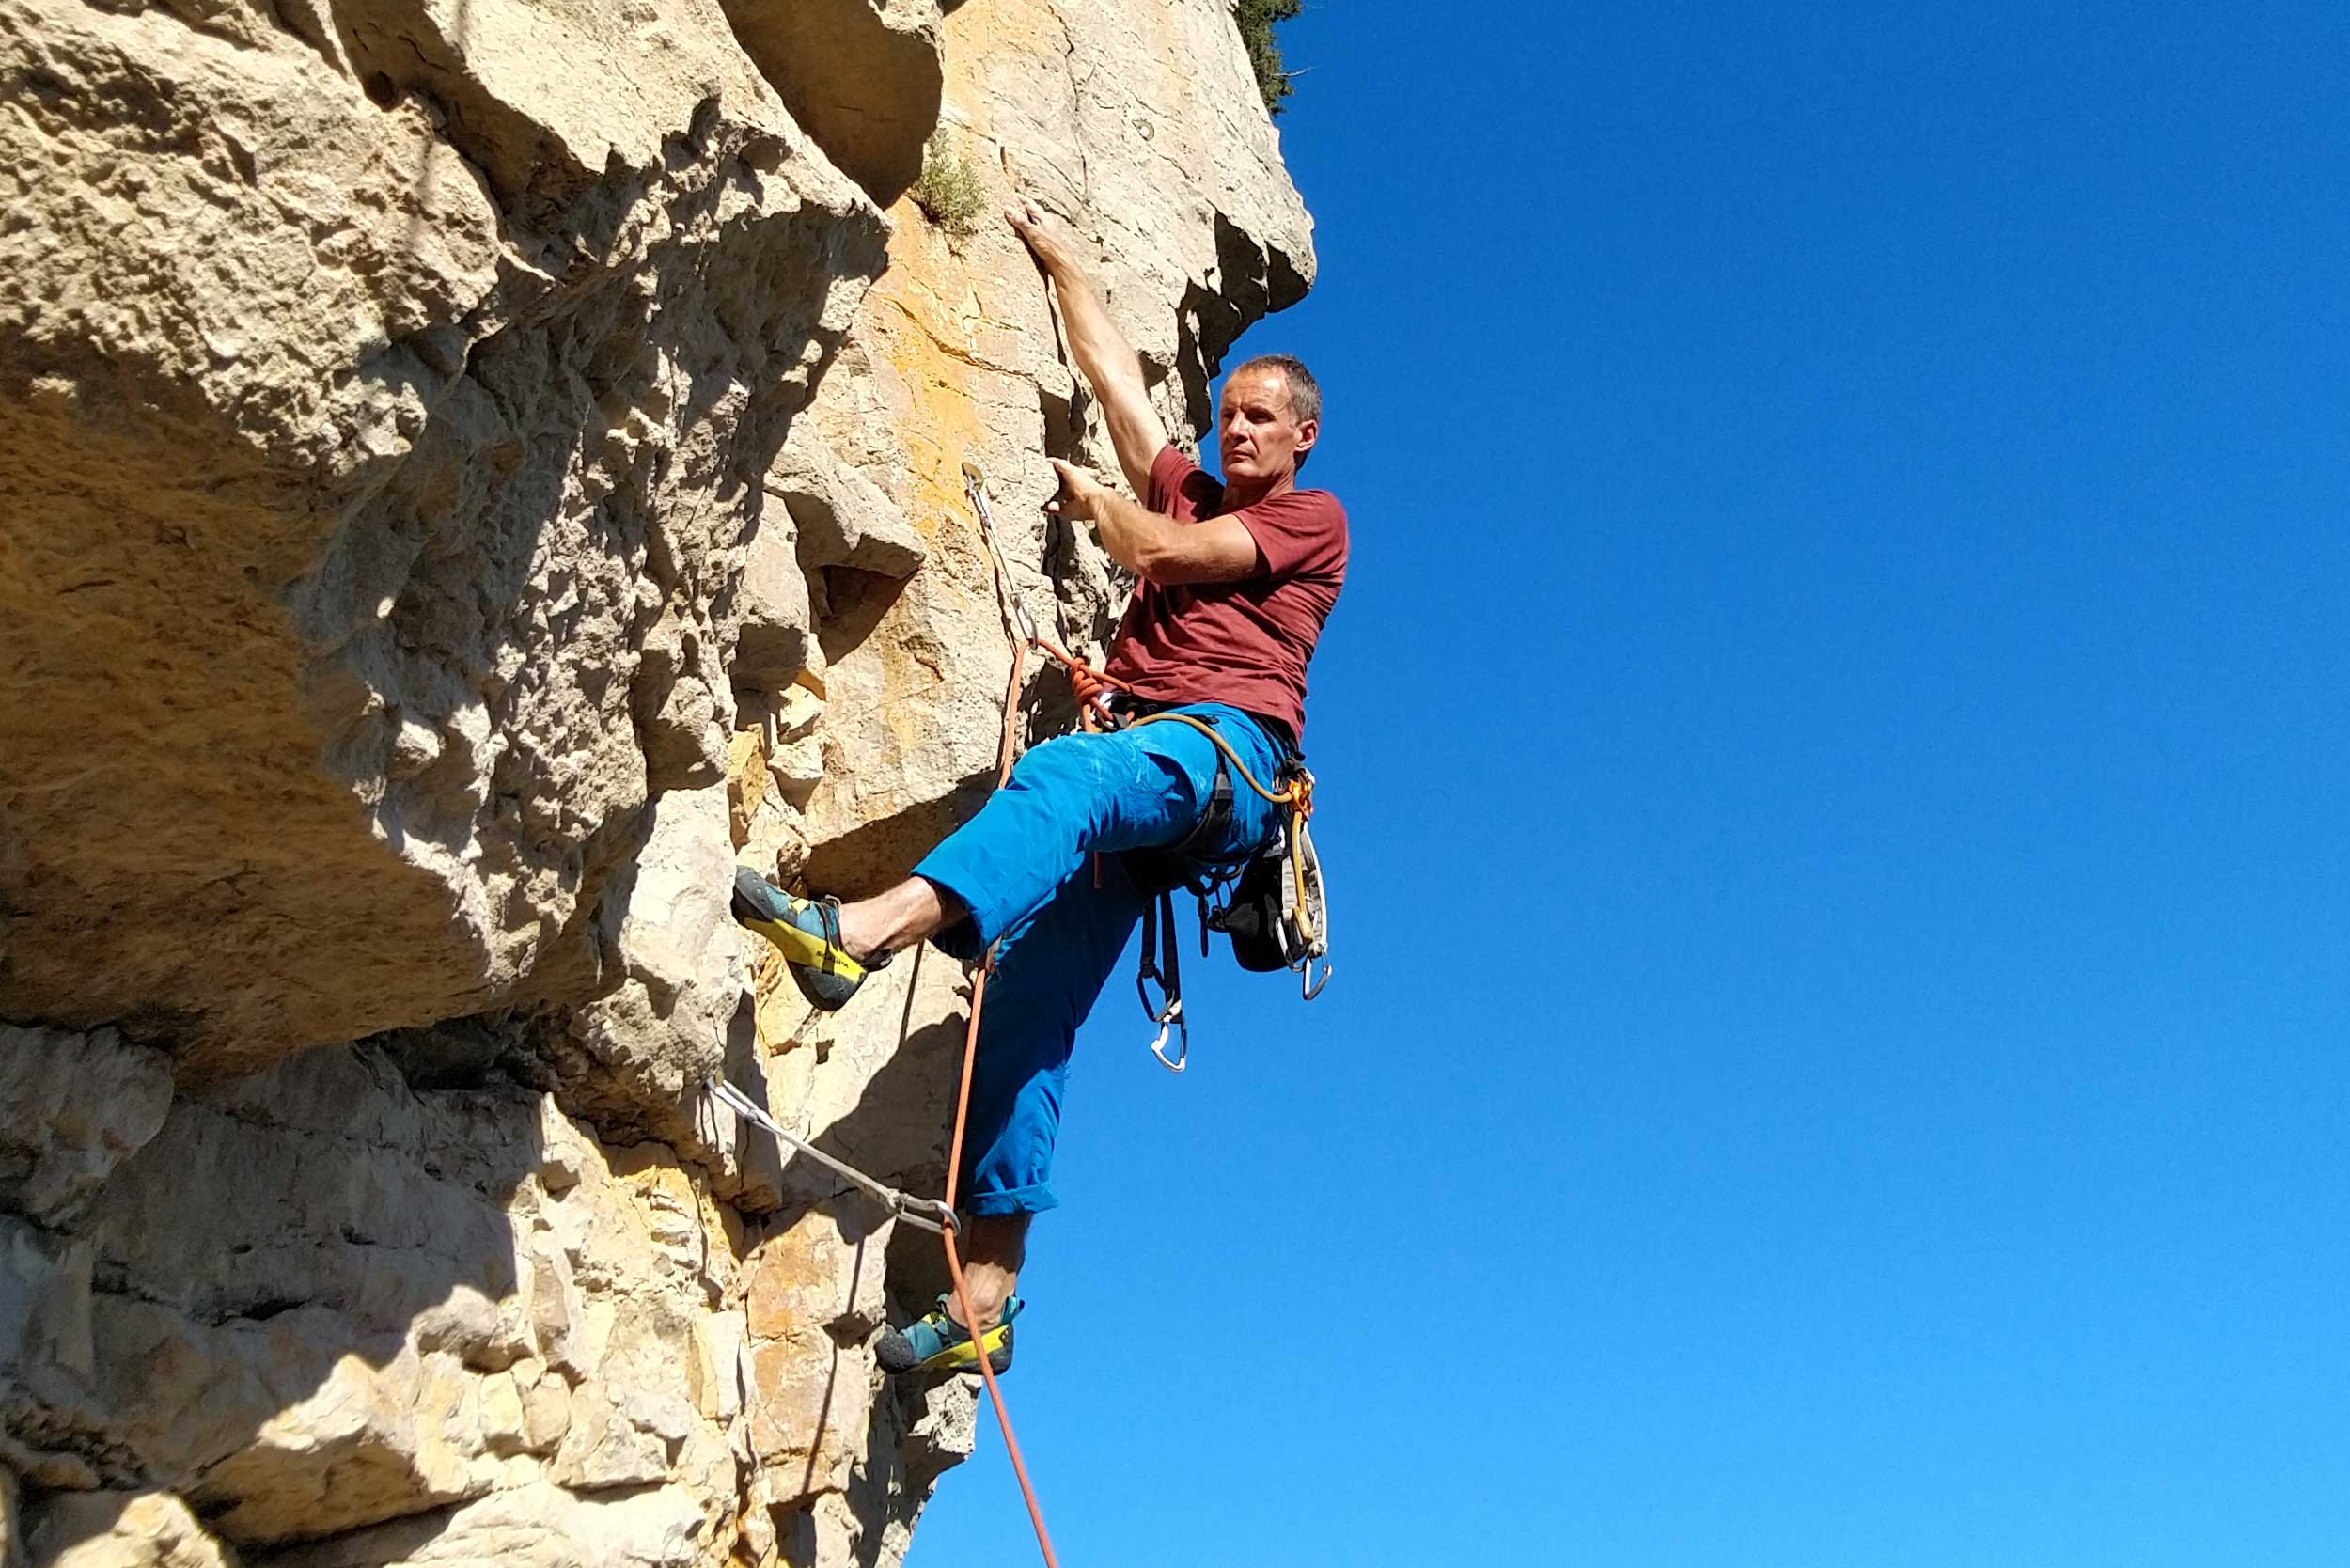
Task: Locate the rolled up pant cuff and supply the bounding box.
[910,872,991,964]
[961,1182,1058,1217]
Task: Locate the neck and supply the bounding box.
[1222,467,1297,510]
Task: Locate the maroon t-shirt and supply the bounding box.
[1103,444,1349,741]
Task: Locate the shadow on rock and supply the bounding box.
[2,1020,739,1560]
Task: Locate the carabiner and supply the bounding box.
[1147,999,1189,1073]
[963,461,1040,645]
[902,1195,960,1234]
[1298,954,1334,1001]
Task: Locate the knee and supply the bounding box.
[1008,732,1092,786]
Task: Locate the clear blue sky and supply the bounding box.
[913,4,2348,1563]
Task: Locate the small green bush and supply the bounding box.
[912,135,985,238]
[1235,0,1304,116]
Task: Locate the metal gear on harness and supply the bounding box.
[1288,801,1334,999]
[1123,715,1334,1013]
[1198,757,1331,997]
[1135,889,1188,1072]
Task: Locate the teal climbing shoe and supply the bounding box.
[875,1294,1022,1377]
[730,868,885,1011]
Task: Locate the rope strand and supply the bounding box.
[937,626,1063,1568]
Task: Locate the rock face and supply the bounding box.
[0,0,1311,1563]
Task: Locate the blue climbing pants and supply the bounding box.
[912,704,1285,1215]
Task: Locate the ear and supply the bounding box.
[1292,416,1319,460]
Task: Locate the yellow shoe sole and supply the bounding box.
[737,911,868,983]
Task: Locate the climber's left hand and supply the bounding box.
[1043,458,1102,523]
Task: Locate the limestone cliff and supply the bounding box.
[0,1,1312,1563]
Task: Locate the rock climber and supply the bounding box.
[731,198,1347,1376]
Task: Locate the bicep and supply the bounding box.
[1140,515,1261,586]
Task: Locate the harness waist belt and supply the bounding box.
[1108,694,1298,760]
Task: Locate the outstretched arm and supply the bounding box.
[1008,198,1171,496]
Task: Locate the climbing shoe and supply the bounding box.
[730,868,885,1011]
[875,1294,1022,1377]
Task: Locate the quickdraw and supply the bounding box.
[709,1078,958,1235]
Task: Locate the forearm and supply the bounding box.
[1050,462,1260,585]
[1045,263,1147,405]
[1042,262,1168,490]
[1087,487,1184,579]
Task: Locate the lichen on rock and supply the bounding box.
[1,0,1314,1562]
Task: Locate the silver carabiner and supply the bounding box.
[1147,999,1188,1073]
[902,1195,959,1234]
[963,461,1040,645]
[1299,955,1334,1001]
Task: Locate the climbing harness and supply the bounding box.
[1123,712,1335,1009]
[1121,706,1235,1072]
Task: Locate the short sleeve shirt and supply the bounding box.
[1102,445,1349,741]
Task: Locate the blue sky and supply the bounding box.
[912,3,2348,1563]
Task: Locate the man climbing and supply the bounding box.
[732,198,1347,1375]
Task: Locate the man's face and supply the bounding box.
[1217,368,1317,486]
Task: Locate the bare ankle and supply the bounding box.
[944,1287,1007,1332]
[839,878,963,961]
[834,902,885,963]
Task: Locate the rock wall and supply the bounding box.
[0,1,1311,1564]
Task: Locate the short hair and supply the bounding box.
[1229,353,1321,469]
[1231,353,1321,426]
